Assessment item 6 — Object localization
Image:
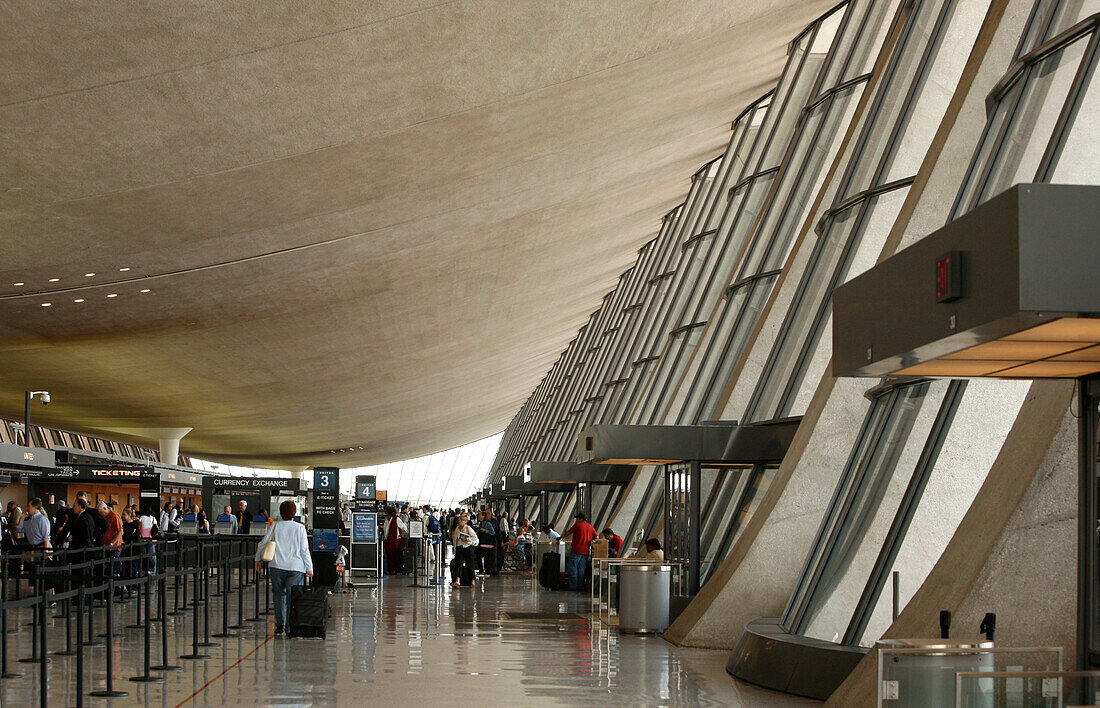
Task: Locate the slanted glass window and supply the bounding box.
[955,4,1100,212]
[782,380,961,646]
[624,467,664,551]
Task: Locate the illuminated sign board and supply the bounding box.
[36,464,157,482]
[935,251,963,303]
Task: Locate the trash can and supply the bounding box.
[618,564,671,633]
[877,639,994,707]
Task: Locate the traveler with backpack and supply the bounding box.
[254,500,313,636]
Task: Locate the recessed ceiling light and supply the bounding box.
[106,293,117,298]
[40,302,51,307]
[140,289,151,293]
[119,267,131,272]
[48,278,59,282]
[73,299,84,303]
[84,273,95,277]
[12,282,24,287]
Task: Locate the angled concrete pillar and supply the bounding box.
[109,427,193,464]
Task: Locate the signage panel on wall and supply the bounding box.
[312,489,340,530]
[354,475,376,500]
[351,513,377,543]
[36,463,157,483]
[312,528,339,552]
[314,467,339,491]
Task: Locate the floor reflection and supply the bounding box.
[0,573,817,705]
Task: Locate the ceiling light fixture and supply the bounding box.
[73,299,84,303]
[119,267,131,272]
[106,293,117,298]
[40,302,51,307]
[12,282,24,287]
[48,278,59,282]
[84,273,95,277]
[140,289,151,293]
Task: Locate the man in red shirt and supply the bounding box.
[560,513,597,590]
[601,528,624,558]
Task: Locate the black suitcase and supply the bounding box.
[287,584,330,638]
[539,552,563,590]
[399,545,416,574]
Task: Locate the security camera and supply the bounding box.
[40,393,50,405]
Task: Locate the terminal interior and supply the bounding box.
[0,0,1098,705]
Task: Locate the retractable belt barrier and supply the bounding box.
[0,535,263,707]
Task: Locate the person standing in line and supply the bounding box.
[137,507,160,573]
[339,503,351,534]
[381,507,407,577]
[560,513,597,591]
[98,502,124,555]
[159,502,172,534]
[254,500,313,636]
[450,513,478,588]
[475,510,496,575]
[234,500,252,534]
[195,502,210,534]
[69,498,98,551]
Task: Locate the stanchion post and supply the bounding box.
[52,562,76,656]
[18,565,41,664]
[75,585,85,706]
[37,590,47,708]
[0,556,20,679]
[197,543,217,648]
[229,550,244,629]
[89,559,128,698]
[149,572,180,673]
[180,565,207,660]
[129,572,165,684]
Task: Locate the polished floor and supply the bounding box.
[0,571,818,706]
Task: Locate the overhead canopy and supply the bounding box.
[0,1,836,468]
[524,461,635,485]
[576,419,800,465]
[833,184,1100,379]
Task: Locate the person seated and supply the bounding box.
[601,528,624,558]
[627,538,664,561]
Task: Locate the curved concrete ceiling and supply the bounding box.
[0,1,833,468]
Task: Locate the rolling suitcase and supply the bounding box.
[287,582,330,638]
[539,552,564,590]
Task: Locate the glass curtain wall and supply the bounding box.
[675,0,898,426]
[609,0,900,591]
[738,0,988,424]
[777,0,1100,652]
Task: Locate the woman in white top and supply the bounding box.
[254,500,314,635]
[451,513,479,588]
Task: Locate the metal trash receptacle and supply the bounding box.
[618,564,671,633]
[876,639,994,707]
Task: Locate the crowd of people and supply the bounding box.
[371,502,658,593]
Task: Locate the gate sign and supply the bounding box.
[313,467,339,490]
[355,475,376,500]
[351,513,377,543]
